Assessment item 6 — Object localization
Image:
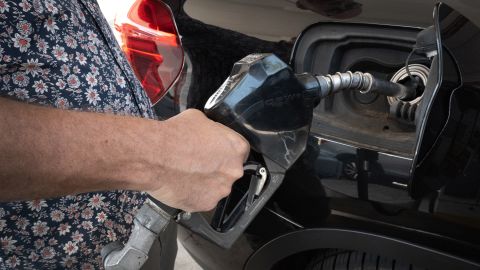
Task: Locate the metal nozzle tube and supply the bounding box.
[296,71,416,101]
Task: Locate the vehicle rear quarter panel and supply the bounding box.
[183,0,437,42]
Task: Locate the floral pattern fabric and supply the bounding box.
[0,0,156,268]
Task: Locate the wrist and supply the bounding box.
[76,116,166,193]
[118,118,169,192]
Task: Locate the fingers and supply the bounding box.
[233,131,250,163]
[149,108,251,213]
[184,108,250,164]
[212,120,250,162]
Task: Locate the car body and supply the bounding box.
[103,0,480,269]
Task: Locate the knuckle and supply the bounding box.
[220,185,232,198]
[184,108,198,114]
[204,201,218,212]
[185,108,203,118]
[235,135,250,153]
[226,133,249,154]
[230,168,244,180]
[238,139,250,155]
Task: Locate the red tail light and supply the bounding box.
[115,0,184,105]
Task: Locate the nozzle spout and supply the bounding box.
[297,71,416,101]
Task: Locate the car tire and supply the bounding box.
[305,249,425,270]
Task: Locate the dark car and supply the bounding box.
[112,0,480,269]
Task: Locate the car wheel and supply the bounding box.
[305,249,425,270]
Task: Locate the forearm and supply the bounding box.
[0,97,162,202]
[0,97,249,211]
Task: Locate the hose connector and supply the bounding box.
[296,71,416,101]
[318,71,373,97]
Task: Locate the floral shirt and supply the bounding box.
[0,0,156,269]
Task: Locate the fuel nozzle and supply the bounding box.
[296,71,417,102]
[205,54,417,121]
[205,53,417,167]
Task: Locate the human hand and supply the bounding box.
[147,109,249,212]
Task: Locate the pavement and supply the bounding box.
[175,241,203,270]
